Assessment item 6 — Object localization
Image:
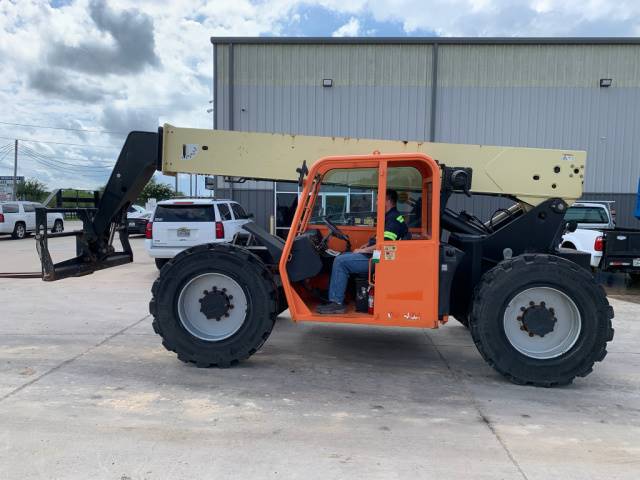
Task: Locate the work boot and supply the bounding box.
[316,302,346,314]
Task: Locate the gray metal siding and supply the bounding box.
[229,43,433,140]
[215,44,231,130]
[438,44,640,88]
[234,85,431,140]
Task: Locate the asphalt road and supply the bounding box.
[0,225,639,479]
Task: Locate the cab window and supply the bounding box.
[386,166,425,230]
[313,168,378,227]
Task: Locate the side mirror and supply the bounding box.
[565,220,578,233]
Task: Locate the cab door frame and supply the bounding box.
[279,152,441,328]
[372,157,441,328]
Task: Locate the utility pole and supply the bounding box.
[175,174,178,193]
[189,174,193,197]
[12,139,18,200]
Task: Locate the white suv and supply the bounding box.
[0,201,64,239]
[145,198,253,269]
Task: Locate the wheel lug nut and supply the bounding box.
[228,295,233,300]
[529,301,535,306]
[520,307,526,312]
[529,332,534,337]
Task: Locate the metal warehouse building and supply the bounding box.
[209,37,640,235]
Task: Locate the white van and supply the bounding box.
[0,201,64,239]
[145,199,252,269]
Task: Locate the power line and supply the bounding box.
[21,151,112,173]
[0,135,118,149]
[21,152,110,178]
[0,120,127,135]
[0,148,13,166]
[21,145,114,169]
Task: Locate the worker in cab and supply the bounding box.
[317,189,408,314]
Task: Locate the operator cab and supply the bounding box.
[279,153,441,328]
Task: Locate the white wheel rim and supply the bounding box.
[17,225,24,237]
[503,287,581,360]
[177,273,248,342]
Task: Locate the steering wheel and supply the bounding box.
[321,216,351,251]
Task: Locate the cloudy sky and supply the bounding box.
[0,0,638,192]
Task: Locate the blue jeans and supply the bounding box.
[328,253,370,304]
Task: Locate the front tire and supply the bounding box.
[470,254,614,387]
[150,243,278,367]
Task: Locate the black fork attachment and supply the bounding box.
[36,130,161,281]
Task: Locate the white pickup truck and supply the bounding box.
[561,201,640,279]
[0,201,65,239]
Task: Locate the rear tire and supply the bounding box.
[150,243,278,367]
[11,222,26,240]
[470,254,614,387]
[155,258,169,270]
[52,219,64,233]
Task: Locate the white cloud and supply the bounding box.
[0,0,638,190]
[332,17,361,36]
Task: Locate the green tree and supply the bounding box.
[17,178,49,202]
[137,178,177,205]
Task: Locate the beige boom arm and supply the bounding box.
[161,124,585,207]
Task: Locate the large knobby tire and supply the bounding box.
[470,254,614,387]
[149,243,278,367]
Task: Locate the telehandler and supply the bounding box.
[35,126,614,387]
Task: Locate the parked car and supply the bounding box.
[0,201,64,239]
[145,199,253,269]
[127,204,147,219]
[127,211,152,235]
[561,201,640,280]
